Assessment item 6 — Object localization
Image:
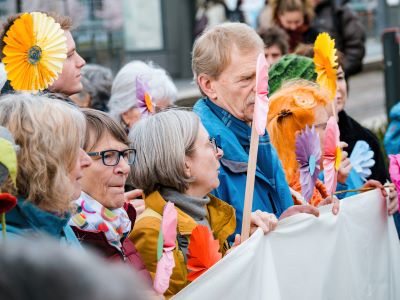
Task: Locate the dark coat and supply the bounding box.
[338,110,389,184]
[72,203,151,283]
[313,0,366,77]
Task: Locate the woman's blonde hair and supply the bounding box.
[270,0,314,25]
[267,80,329,182]
[0,93,85,213]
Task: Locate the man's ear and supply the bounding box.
[197,74,217,101]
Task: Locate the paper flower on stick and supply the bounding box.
[136,77,155,117]
[323,116,341,194]
[295,125,321,203]
[187,225,222,282]
[388,154,400,213]
[313,33,338,101]
[2,12,67,91]
[253,53,269,135]
[154,202,177,294]
[349,141,375,182]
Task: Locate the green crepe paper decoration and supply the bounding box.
[157,229,164,261]
[268,54,317,96]
[0,138,17,187]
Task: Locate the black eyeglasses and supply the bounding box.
[209,137,218,153]
[87,149,136,166]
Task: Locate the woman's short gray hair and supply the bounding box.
[108,60,178,123]
[129,110,199,195]
[81,64,113,112]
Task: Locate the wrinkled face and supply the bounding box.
[313,105,330,153]
[278,11,304,31]
[49,31,86,96]
[121,107,142,129]
[335,66,347,112]
[185,124,223,197]
[81,132,130,209]
[68,148,92,200]
[265,44,283,66]
[209,46,263,124]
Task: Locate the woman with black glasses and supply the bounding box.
[69,108,151,282]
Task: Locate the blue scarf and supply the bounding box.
[205,99,276,186]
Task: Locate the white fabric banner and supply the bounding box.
[173,190,400,300]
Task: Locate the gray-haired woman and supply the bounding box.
[107,60,178,133]
[128,110,277,298]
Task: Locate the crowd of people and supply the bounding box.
[0,7,398,300]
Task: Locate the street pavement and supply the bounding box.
[346,69,387,130]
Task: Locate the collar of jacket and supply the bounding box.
[194,98,275,183]
[6,197,70,237]
[194,98,272,164]
[144,190,236,241]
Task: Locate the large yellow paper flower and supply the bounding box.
[2,12,67,91]
[313,33,338,101]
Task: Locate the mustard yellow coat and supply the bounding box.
[129,191,236,299]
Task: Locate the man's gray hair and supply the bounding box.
[108,60,178,123]
[129,110,199,195]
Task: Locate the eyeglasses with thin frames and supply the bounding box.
[87,149,136,166]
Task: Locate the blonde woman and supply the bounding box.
[0,93,91,243]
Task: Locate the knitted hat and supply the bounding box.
[268,54,317,96]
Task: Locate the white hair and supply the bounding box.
[108,60,178,123]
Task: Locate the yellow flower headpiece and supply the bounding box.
[313,33,338,101]
[2,12,67,91]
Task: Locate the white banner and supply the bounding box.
[173,190,400,300]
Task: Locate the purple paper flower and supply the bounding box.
[295,125,321,203]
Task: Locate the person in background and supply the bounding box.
[70,64,113,111]
[0,12,86,97]
[69,108,150,280]
[311,0,365,77]
[129,110,278,298]
[267,0,318,52]
[108,60,178,133]
[0,94,91,243]
[335,52,389,184]
[258,26,289,65]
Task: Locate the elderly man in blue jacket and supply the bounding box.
[192,22,322,236]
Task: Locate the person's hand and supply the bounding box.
[387,183,399,216]
[337,142,352,184]
[124,189,145,215]
[226,234,241,254]
[279,204,320,220]
[318,196,340,215]
[361,180,398,215]
[250,210,278,235]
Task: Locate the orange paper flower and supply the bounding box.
[313,33,338,101]
[2,12,67,91]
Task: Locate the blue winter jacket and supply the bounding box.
[194,98,293,236]
[0,197,80,246]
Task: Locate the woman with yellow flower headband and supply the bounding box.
[0,11,85,96]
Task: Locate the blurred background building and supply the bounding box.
[0,0,398,78]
